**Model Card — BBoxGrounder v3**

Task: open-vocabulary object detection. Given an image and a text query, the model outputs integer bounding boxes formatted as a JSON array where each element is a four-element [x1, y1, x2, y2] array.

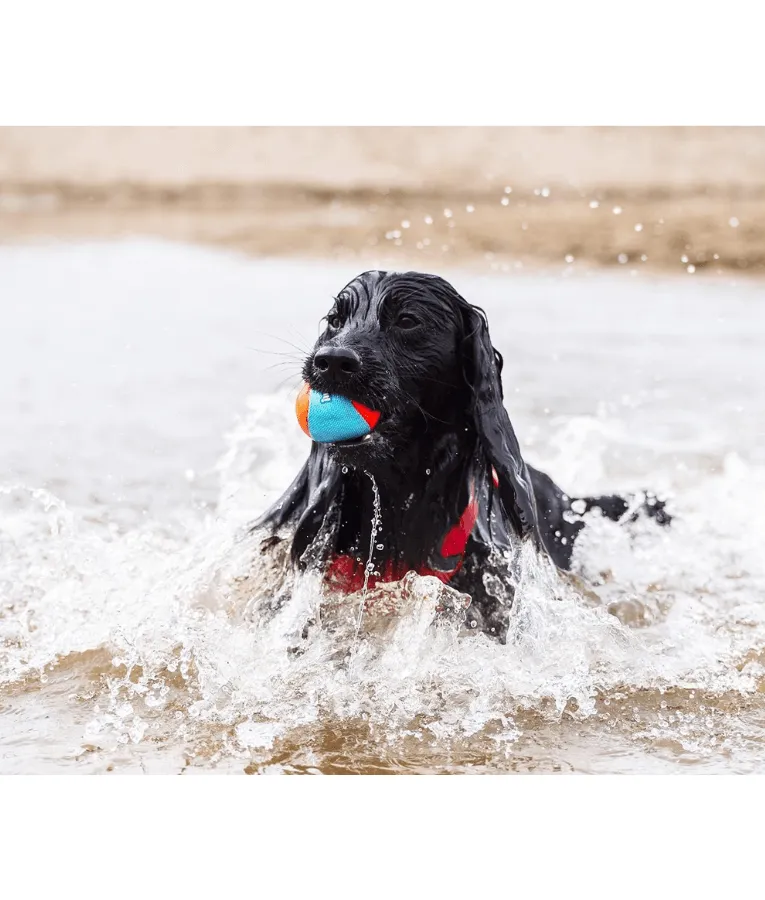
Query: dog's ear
[[461, 304, 540, 542], [252, 443, 342, 566]]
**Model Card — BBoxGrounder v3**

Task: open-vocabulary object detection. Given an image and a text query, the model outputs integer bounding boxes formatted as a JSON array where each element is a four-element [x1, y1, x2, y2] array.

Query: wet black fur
[[254, 271, 670, 641]]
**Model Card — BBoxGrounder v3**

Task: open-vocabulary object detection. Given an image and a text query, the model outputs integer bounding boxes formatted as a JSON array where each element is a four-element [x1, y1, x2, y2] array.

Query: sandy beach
[[1, 127, 764, 274]]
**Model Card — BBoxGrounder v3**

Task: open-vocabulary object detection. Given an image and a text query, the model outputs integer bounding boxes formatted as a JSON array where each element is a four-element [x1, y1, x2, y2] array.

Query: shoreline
[[2, 126, 764, 276], [1, 183, 763, 277]]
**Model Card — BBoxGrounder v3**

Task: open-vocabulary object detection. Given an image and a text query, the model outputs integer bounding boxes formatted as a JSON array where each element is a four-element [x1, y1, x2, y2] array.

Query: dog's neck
[[336, 428, 478, 567]]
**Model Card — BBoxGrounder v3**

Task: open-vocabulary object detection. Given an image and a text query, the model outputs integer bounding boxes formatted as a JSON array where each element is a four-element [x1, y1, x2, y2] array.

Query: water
[[355, 472, 382, 637], [1, 239, 764, 774]]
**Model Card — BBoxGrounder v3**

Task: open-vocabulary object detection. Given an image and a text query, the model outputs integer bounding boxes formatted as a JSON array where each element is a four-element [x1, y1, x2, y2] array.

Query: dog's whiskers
[[248, 346, 304, 360], [264, 360, 301, 372], [253, 330, 312, 357], [272, 373, 303, 393]]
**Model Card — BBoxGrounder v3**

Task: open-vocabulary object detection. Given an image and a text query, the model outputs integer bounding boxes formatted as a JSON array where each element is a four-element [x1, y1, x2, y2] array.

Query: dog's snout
[[313, 346, 361, 379]]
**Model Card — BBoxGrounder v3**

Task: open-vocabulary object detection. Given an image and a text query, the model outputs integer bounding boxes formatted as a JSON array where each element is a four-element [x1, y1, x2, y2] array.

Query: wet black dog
[[255, 270, 669, 641]]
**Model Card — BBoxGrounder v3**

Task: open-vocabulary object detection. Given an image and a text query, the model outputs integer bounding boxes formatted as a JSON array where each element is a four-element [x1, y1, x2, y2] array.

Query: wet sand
[[2, 127, 764, 274]]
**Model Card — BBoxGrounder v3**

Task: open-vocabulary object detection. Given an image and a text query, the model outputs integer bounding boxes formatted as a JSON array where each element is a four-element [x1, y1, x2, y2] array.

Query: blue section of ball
[[307, 391, 370, 442]]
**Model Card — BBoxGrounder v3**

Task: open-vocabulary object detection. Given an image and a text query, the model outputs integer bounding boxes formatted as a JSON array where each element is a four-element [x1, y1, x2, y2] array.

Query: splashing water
[[353, 472, 382, 641], [2, 241, 765, 773]]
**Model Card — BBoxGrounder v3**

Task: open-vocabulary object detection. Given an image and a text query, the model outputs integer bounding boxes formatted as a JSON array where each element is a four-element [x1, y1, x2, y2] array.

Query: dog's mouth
[[330, 432, 375, 448]]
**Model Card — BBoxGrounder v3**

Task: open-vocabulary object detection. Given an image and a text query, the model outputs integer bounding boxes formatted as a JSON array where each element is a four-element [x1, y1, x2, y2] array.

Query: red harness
[[324, 468, 498, 593]]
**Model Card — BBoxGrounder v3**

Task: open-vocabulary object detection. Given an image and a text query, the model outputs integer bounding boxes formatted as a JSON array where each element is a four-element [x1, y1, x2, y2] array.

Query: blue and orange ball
[[296, 384, 381, 443]]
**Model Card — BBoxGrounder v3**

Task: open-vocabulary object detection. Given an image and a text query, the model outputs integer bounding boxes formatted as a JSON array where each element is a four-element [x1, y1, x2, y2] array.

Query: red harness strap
[[324, 468, 498, 593]]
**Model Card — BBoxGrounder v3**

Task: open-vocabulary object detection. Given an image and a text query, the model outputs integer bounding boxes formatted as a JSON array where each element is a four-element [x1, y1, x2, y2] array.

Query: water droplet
[[504, 186, 512, 194], [376, 543, 384, 550], [612, 206, 622, 215], [565, 254, 574, 263], [634, 223, 643, 232], [342, 466, 348, 474], [401, 220, 410, 229], [501, 197, 509, 206], [687, 264, 696, 274], [729, 216, 739, 227], [466, 204, 475, 213], [354, 472, 383, 639], [681, 254, 688, 263], [425, 468, 431, 475], [589, 200, 599, 208], [541, 186, 550, 197], [443, 208, 453, 218], [424, 215, 433, 225], [617, 253, 628, 264]]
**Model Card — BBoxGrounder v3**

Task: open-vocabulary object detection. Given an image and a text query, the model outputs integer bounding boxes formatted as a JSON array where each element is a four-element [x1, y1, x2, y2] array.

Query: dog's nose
[[313, 346, 361, 379]]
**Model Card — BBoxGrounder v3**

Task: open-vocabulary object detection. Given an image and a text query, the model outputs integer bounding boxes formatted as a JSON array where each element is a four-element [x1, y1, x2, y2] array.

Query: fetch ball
[[296, 384, 381, 443]]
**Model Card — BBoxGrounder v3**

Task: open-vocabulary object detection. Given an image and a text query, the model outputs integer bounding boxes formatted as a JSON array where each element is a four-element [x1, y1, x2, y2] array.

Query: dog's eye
[[396, 314, 419, 330], [326, 314, 342, 330]]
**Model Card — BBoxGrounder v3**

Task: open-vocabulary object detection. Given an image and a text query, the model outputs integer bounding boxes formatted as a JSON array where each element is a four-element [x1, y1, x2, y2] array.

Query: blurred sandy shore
[[1, 127, 764, 274]]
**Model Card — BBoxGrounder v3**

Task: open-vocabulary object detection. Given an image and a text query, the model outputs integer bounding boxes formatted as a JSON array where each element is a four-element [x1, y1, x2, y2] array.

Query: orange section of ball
[[296, 383, 311, 436]]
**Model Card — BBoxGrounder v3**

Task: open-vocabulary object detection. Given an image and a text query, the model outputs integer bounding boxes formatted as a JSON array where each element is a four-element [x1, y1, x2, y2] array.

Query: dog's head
[[301, 270, 538, 536], [303, 271, 471, 459]]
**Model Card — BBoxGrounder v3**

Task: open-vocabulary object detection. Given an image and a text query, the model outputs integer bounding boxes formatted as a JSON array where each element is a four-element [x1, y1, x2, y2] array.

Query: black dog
[[255, 270, 669, 641]]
